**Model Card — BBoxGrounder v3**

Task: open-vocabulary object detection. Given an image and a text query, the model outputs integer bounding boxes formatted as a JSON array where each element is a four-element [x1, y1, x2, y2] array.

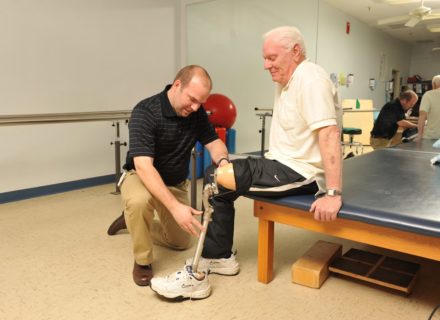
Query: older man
[[150, 26, 343, 300], [417, 75, 440, 140]]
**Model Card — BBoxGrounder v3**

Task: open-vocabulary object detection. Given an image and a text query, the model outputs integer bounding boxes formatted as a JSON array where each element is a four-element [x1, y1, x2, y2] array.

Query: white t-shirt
[[265, 60, 341, 192], [420, 88, 440, 140]]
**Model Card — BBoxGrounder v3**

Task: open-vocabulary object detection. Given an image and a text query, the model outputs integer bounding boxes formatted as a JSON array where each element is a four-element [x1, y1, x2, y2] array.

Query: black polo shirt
[[125, 85, 218, 186], [370, 99, 405, 139]]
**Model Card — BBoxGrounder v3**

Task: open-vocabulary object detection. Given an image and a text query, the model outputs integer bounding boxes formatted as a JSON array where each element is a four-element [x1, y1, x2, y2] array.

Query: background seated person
[[370, 90, 418, 150], [417, 75, 440, 141]]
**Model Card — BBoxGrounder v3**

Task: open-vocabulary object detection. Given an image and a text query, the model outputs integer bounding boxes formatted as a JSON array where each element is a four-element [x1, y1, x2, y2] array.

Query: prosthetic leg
[[150, 163, 237, 300], [189, 163, 236, 275]]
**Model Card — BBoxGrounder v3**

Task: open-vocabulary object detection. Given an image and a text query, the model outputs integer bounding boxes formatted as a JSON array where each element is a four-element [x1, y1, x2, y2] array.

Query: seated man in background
[[370, 90, 418, 149], [417, 75, 440, 141]]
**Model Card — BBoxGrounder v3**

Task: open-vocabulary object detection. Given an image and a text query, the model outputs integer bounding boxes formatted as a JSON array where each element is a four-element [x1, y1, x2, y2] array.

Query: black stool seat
[[343, 127, 362, 135]]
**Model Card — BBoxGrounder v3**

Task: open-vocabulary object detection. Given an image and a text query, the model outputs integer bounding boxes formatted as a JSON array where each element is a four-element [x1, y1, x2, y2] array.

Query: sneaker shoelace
[[167, 266, 205, 282], [169, 268, 206, 300]]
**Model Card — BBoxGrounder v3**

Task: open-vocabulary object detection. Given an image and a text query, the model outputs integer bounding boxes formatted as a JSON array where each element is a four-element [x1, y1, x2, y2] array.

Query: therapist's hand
[[310, 195, 342, 222], [169, 202, 204, 236]]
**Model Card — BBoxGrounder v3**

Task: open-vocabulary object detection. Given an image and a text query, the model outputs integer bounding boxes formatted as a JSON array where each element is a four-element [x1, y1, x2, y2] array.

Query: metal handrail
[[0, 110, 132, 126], [0, 110, 199, 208], [0, 110, 131, 195], [254, 107, 273, 156]]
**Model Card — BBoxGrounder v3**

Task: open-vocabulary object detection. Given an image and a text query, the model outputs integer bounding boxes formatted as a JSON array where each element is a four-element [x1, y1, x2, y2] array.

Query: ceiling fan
[[377, 0, 440, 27]]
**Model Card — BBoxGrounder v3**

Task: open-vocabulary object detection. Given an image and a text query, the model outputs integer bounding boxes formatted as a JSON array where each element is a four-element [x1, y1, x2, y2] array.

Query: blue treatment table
[[251, 142, 440, 283], [391, 139, 440, 154]]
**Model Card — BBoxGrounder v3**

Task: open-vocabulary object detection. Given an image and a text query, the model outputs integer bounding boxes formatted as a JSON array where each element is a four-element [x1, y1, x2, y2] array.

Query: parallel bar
[[343, 109, 379, 113], [191, 148, 197, 209], [254, 107, 273, 112], [0, 111, 132, 193], [0, 110, 198, 205], [0, 110, 132, 126]]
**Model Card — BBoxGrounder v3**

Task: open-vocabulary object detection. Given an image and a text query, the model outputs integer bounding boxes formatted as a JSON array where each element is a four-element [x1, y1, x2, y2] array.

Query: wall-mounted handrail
[[0, 110, 131, 195], [0, 110, 132, 126], [0, 110, 199, 208]]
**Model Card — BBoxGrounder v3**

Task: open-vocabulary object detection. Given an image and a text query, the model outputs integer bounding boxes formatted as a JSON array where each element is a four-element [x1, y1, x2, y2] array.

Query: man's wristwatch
[[216, 157, 230, 166], [326, 189, 342, 197]]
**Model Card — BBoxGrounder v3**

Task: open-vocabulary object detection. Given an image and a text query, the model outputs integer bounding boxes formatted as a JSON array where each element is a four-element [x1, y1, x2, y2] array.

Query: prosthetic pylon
[[190, 163, 235, 274]]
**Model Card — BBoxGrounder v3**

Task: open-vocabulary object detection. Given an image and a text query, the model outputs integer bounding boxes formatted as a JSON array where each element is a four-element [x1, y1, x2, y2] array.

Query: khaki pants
[[120, 171, 192, 265], [370, 136, 393, 150], [370, 131, 403, 150]]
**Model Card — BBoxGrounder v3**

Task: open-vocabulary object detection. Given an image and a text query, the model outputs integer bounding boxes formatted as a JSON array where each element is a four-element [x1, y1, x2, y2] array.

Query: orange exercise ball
[[203, 93, 237, 129]]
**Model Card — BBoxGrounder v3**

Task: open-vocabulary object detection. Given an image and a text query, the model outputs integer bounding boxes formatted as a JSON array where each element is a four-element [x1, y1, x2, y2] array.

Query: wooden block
[[291, 240, 342, 288]]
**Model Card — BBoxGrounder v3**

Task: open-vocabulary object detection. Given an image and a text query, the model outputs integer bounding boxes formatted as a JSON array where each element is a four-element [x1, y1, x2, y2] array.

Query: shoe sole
[[208, 267, 240, 276], [191, 264, 240, 276], [107, 214, 126, 236], [185, 262, 240, 276], [185, 256, 240, 276], [150, 284, 211, 300]]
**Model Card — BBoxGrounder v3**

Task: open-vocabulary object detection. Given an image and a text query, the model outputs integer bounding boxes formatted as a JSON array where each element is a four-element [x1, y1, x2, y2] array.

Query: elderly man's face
[[262, 38, 298, 87]]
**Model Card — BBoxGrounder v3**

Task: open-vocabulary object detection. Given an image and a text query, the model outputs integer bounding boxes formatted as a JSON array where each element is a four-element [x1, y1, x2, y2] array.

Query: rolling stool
[[342, 127, 364, 156]]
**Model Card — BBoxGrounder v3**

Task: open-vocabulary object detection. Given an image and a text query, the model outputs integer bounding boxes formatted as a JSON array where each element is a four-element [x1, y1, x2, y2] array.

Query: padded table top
[[391, 139, 440, 154], [250, 147, 440, 237]]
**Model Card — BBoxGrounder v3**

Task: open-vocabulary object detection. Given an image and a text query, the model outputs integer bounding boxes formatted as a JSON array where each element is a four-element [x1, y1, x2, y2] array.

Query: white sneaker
[[150, 266, 211, 300], [185, 252, 240, 276]]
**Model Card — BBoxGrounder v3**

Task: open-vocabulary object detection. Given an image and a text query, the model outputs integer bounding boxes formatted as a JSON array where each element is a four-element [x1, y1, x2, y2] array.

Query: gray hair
[[399, 90, 418, 102], [432, 75, 440, 88], [263, 26, 307, 56]]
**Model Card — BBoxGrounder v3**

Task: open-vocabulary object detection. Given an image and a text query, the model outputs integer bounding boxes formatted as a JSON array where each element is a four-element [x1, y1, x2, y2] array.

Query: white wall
[[0, 0, 423, 194], [317, 1, 412, 106], [186, 0, 412, 153], [186, 0, 320, 153], [0, 0, 179, 193], [409, 43, 440, 81]]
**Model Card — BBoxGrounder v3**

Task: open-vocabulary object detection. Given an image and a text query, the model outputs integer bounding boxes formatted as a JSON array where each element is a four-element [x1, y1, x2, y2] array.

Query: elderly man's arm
[[310, 125, 343, 222], [416, 111, 427, 141]]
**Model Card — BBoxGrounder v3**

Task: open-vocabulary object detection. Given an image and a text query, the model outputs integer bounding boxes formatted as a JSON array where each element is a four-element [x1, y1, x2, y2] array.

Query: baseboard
[[0, 174, 115, 204]]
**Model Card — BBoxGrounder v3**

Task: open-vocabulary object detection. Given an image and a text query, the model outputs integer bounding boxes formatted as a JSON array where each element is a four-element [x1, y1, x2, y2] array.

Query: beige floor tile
[[0, 183, 439, 320]]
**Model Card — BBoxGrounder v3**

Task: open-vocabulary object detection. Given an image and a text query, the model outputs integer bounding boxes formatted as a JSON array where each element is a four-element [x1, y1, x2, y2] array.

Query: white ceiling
[[325, 0, 440, 45]]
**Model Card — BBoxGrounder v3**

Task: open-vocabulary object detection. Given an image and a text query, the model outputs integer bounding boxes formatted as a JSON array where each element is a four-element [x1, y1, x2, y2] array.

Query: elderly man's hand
[[310, 196, 342, 222]]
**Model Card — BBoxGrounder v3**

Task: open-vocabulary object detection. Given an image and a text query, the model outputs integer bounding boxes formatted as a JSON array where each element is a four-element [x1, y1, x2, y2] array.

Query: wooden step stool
[[291, 240, 342, 288]]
